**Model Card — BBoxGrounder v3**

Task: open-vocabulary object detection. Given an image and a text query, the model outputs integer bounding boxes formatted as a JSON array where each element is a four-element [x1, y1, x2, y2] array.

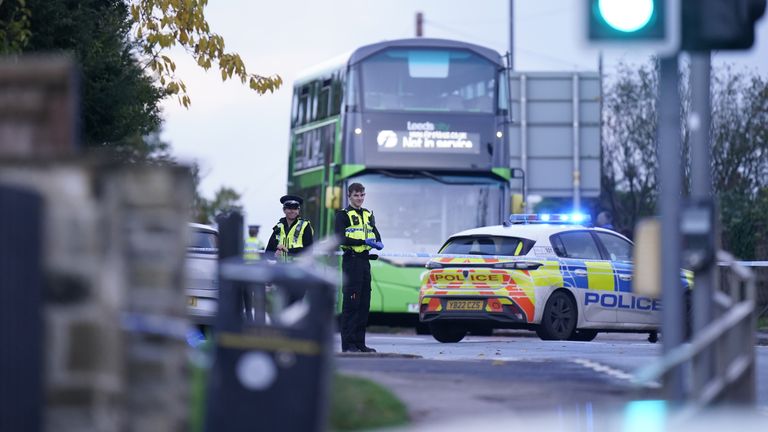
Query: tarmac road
[[335, 331, 768, 428]]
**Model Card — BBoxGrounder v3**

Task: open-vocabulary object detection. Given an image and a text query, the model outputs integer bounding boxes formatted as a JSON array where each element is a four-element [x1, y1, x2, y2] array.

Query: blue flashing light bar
[[507, 213, 591, 225]]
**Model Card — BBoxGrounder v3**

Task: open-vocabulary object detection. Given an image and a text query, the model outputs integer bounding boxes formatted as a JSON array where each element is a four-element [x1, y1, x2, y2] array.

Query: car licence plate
[[446, 300, 483, 311]]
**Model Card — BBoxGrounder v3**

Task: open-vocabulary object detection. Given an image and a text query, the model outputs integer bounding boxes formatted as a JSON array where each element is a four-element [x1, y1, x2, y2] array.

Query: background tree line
[[601, 60, 768, 260], [1, 0, 253, 222]]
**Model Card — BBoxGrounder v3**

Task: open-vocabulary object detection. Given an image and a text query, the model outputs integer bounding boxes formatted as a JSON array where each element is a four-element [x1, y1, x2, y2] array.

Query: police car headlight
[[425, 261, 443, 269]]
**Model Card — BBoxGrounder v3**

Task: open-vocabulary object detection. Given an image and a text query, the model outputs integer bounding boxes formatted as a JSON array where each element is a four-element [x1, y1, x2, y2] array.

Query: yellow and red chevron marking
[[419, 261, 568, 324], [425, 297, 442, 312]]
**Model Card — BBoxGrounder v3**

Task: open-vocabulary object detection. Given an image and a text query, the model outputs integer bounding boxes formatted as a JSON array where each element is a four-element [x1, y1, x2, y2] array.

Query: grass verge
[[329, 373, 409, 431], [190, 354, 408, 432]]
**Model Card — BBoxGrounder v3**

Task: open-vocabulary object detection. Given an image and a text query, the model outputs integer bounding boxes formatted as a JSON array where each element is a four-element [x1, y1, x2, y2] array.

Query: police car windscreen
[[440, 235, 530, 257]]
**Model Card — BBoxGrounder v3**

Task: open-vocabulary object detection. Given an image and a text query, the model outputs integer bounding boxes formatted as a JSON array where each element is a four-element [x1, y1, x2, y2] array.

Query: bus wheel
[[538, 291, 577, 340], [569, 329, 598, 342], [429, 322, 466, 343]]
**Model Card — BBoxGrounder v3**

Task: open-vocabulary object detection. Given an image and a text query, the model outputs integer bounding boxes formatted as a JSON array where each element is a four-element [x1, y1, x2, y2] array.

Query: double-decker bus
[[288, 38, 511, 326]]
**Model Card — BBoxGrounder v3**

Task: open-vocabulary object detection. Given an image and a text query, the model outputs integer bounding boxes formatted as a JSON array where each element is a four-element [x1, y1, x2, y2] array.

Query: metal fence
[[634, 250, 757, 413]]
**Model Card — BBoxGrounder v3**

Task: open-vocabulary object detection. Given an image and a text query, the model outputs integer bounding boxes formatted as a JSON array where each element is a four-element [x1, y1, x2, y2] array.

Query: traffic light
[[682, 0, 767, 50], [586, 0, 681, 54]]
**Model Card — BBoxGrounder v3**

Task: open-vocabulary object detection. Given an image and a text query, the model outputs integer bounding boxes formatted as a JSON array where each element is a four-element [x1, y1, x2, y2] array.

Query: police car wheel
[[429, 321, 466, 343], [569, 329, 598, 342], [415, 322, 431, 335], [538, 291, 577, 340]]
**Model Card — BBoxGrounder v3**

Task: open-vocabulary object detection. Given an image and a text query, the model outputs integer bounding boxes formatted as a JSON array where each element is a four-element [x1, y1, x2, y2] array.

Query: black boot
[[342, 344, 361, 353], [356, 344, 377, 353]]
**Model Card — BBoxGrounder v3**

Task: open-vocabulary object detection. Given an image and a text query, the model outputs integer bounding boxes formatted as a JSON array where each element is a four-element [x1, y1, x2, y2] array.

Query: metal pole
[[520, 74, 528, 212], [509, 0, 514, 70], [689, 52, 715, 394], [658, 55, 685, 401], [572, 73, 581, 211], [416, 12, 424, 37]]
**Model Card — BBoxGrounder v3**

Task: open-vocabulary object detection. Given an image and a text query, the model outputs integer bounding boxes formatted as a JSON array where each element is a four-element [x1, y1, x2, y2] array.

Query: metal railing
[[634, 250, 757, 414]]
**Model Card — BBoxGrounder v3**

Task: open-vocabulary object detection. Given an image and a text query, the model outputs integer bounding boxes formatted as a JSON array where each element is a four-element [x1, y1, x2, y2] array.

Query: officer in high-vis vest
[[244, 224, 265, 261], [265, 195, 314, 262], [335, 182, 383, 353]]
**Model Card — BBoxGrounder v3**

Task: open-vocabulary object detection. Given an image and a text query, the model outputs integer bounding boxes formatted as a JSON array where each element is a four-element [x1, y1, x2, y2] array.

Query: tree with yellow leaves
[[130, 0, 282, 107], [1, 0, 282, 108]]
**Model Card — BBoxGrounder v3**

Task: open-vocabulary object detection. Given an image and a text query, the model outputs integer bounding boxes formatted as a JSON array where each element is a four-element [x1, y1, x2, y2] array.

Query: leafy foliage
[[9, 0, 167, 157], [0, 0, 31, 53], [129, 0, 282, 107], [2, 0, 282, 110]]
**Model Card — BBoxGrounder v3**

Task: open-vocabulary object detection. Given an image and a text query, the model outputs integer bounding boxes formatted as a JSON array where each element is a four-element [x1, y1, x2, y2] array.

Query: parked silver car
[[186, 223, 218, 327]]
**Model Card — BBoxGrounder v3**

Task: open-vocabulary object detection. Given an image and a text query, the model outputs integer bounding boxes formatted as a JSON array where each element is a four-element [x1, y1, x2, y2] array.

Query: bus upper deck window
[[408, 51, 449, 78]]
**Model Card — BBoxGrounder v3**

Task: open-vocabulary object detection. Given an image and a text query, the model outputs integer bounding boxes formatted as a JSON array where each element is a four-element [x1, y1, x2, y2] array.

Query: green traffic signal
[[598, 0, 655, 33], [586, 0, 681, 54]]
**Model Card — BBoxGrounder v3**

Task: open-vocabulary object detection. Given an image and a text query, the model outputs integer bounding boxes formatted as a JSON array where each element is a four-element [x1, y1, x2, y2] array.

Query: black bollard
[[204, 212, 336, 432]]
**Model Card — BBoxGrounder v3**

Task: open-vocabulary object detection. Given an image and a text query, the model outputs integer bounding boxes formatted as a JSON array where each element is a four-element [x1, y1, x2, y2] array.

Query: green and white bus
[[288, 38, 511, 326]]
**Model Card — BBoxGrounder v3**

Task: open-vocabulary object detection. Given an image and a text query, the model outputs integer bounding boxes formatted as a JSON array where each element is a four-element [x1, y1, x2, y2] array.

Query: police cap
[[248, 224, 260, 230], [280, 195, 303, 209]]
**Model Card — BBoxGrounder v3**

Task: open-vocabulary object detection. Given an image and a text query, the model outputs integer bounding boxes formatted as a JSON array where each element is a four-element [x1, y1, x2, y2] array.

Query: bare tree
[[601, 61, 659, 232], [601, 61, 768, 259]]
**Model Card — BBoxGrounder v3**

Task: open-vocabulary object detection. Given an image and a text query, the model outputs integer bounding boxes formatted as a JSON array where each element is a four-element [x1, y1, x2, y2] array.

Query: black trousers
[[340, 254, 371, 349]]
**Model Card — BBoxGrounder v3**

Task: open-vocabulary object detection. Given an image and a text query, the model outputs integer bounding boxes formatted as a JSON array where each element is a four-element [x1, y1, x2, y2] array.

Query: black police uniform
[[335, 206, 381, 353], [265, 195, 314, 259], [264, 217, 314, 257]]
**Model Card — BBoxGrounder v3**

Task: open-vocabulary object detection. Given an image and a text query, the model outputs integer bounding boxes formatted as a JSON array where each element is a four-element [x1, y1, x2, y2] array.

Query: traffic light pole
[[658, 55, 685, 401], [688, 52, 715, 395]]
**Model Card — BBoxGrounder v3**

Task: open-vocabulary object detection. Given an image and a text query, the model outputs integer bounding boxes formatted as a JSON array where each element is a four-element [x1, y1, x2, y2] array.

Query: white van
[[186, 223, 218, 326]]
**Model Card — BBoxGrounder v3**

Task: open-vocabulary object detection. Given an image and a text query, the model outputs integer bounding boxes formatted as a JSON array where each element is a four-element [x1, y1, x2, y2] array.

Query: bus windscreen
[[357, 174, 504, 254], [359, 48, 497, 113]]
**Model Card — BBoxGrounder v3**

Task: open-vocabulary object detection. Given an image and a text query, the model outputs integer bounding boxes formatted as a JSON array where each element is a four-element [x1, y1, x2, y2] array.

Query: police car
[[418, 214, 693, 343]]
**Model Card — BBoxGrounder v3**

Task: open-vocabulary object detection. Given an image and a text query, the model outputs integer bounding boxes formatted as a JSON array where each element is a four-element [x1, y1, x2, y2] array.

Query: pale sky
[[160, 0, 768, 237]]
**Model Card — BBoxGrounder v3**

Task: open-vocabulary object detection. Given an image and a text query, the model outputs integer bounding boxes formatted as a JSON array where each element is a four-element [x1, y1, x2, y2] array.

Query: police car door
[[552, 231, 617, 324], [594, 231, 658, 324]]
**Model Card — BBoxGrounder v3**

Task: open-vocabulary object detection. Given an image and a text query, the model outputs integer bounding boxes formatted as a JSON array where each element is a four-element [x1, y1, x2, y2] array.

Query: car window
[[440, 235, 534, 256], [552, 231, 602, 260], [188, 229, 218, 254], [595, 232, 633, 262]]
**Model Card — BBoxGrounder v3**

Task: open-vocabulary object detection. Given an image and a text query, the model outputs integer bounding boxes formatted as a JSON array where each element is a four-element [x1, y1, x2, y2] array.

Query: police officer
[[265, 195, 314, 261], [335, 183, 383, 353], [244, 224, 265, 261]]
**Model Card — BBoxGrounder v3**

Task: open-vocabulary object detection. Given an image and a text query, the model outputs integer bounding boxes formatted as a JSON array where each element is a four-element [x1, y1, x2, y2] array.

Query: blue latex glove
[[365, 239, 384, 250]]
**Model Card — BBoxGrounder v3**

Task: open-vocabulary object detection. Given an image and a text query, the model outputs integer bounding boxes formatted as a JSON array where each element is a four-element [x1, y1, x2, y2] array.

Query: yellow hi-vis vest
[[244, 237, 262, 261], [276, 218, 311, 252], [341, 208, 376, 253]]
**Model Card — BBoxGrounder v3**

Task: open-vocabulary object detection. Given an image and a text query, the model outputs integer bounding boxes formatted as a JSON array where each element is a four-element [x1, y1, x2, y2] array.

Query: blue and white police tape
[[254, 249, 768, 267]]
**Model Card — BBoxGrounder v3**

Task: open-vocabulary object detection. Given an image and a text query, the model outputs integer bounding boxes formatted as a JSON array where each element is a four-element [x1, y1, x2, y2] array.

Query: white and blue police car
[[419, 214, 693, 343]]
